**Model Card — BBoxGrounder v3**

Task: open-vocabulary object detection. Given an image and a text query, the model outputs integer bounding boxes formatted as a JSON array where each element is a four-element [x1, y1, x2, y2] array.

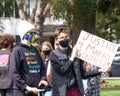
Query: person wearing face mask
[[9, 20, 48, 96], [49, 27, 111, 96], [41, 41, 53, 96]]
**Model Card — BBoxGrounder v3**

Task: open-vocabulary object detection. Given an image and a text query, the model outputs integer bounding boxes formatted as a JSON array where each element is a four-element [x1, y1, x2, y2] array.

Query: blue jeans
[[40, 89, 52, 96]]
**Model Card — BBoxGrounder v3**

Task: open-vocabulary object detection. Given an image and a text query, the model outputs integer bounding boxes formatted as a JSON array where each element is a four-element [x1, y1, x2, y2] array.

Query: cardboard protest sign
[[76, 30, 118, 69]]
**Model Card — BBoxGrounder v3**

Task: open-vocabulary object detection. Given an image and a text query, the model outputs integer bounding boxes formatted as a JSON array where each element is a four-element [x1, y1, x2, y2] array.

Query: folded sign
[[76, 30, 118, 69]]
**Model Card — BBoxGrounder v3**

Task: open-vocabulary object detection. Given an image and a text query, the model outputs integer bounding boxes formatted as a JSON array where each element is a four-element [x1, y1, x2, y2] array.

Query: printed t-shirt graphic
[[24, 51, 40, 73]]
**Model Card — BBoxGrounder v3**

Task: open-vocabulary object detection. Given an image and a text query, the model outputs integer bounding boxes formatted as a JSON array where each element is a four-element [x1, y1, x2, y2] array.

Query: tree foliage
[[50, 0, 97, 45], [0, 0, 15, 17], [0, 0, 120, 43], [51, 0, 96, 25], [96, 0, 120, 42], [50, 0, 120, 43]]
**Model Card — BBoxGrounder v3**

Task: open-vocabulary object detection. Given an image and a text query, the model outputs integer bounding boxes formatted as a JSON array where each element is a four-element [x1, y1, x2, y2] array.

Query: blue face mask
[[59, 39, 69, 47]]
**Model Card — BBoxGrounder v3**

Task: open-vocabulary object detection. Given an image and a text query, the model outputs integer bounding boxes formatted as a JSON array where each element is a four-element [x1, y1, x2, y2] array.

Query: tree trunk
[[71, 9, 96, 46], [30, 0, 38, 23], [15, 0, 27, 20], [16, 0, 51, 46], [80, 9, 96, 34]]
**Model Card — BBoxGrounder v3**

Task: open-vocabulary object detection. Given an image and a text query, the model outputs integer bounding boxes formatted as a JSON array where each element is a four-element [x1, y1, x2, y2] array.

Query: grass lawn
[[105, 79, 120, 85], [100, 79, 120, 96], [100, 88, 120, 96]]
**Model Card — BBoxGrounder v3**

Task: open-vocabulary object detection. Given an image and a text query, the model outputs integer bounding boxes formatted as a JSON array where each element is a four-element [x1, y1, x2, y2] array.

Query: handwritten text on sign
[[76, 30, 118, 69]]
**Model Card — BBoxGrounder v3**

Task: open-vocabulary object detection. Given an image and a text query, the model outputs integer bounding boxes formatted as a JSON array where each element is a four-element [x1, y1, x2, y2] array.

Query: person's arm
[[10, 48, 27, 90], [81, 69, 101, 79], [73, 58, 101, 79], [74, 58, 111, 79], [34, 48, 48, 87], [50, 51, 73, 76], [38, 57, 48, 87], [46, 60, 52, 85], [39, 57, 46, 81], [50, 45, 77, 76]]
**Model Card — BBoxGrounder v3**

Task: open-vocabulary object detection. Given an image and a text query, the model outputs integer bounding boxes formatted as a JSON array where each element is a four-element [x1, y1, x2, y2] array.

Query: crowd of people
[[0, 20, 111, 96]]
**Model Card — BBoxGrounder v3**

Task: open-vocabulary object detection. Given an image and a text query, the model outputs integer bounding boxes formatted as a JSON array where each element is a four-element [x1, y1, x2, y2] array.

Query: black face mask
[[42, 50, 51, 55], [59, 39, 69, 47]]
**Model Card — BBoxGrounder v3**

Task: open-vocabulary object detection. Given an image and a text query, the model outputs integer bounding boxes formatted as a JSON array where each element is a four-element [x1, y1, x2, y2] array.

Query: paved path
[[102, 77, 120, 80]]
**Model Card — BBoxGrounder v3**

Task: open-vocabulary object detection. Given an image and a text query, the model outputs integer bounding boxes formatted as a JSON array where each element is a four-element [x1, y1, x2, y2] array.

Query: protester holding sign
[[49, 27, 110, 96]]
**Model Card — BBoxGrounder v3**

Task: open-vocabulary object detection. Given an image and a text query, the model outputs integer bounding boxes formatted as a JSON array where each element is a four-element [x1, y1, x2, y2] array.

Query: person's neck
[[45, 56, 49, 61], [22, 40, 31, 46], [59, 45, 68, 50], [45, 55, 49, 59], [1, 46, 11, 50], [1, 48, 8, 50]]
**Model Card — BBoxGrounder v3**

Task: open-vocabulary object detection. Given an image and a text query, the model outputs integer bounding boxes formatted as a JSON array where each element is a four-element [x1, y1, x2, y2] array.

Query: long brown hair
[[83, 61, 91, 71], [54, 27, 70, 40], [41, 41, 53, 59]]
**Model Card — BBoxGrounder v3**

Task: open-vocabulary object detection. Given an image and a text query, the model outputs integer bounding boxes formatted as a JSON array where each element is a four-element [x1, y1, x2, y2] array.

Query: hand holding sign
[[70, 45, 77, 61], [98, 66, 111, 73]]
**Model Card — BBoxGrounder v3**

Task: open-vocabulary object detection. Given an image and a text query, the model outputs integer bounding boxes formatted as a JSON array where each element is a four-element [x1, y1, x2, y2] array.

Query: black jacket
[[50, 46, 101, 96]]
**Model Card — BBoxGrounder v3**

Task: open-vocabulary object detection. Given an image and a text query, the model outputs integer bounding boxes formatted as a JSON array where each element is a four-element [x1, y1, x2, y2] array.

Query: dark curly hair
[[0, 34, 15, 49], [54, 27, 70, 40]]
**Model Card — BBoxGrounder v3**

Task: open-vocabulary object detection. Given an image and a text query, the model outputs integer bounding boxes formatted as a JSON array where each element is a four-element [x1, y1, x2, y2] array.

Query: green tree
[[96, 0, 120, 43], [50, 0, 96, 45], [0, 0, 15, 17], [50, 0, 120, 44], [0, 0, 15, 34], [1, 0, 119, 44]]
